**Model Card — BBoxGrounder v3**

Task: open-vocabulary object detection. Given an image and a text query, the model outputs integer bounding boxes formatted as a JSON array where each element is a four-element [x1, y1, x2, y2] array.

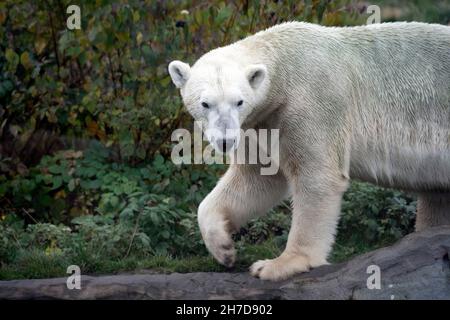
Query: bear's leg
[[250, 171, 349, 281], [198, 164, 288, 267], [415, 193, 450, 231]]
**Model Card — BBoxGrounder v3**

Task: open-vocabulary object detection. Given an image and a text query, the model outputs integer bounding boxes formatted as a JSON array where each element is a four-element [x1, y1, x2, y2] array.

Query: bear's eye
[[201, 102, 210, 109], [237, 100, 243, 106]]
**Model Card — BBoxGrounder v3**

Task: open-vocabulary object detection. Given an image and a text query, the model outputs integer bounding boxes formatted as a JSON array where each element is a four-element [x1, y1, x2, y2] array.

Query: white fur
[[169, 21, 450, 281]]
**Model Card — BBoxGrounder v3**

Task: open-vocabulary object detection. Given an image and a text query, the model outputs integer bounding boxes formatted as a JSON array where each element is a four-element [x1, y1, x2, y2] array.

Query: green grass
[[0, 249, 70, 280], [0, 236, 385, 280], [0, 239, 279, 280]]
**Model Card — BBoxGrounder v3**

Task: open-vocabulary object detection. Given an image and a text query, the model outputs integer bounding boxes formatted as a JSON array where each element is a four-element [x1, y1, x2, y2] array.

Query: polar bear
[[168, 21, 450, 281]]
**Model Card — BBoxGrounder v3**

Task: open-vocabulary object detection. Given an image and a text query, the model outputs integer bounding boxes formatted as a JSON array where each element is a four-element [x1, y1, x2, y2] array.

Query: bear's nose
[[218, 139, 235, 153]]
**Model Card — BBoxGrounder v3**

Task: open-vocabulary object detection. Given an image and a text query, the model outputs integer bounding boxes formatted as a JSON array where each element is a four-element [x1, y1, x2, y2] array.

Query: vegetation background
[[0, 0, 448, 279]]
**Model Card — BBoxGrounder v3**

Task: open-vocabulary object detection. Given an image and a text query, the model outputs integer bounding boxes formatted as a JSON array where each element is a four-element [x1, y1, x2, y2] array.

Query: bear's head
[[168, 56, 268, 154]]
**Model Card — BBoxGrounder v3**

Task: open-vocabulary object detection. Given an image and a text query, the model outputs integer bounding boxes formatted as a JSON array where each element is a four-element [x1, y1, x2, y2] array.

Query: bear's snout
[[218, 139, 235, 153]]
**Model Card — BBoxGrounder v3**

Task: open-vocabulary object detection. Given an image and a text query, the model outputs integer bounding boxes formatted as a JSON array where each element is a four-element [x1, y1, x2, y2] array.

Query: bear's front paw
[[249, 252, 313, 281], [203, 229, 236, 268]]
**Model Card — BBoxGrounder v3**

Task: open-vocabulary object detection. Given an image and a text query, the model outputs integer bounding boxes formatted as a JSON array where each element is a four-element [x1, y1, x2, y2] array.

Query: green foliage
[[339, 181, 416, 244], [0, 144, 224, 259], [0, 0, 367, 165], [375, 0, 450, 24]]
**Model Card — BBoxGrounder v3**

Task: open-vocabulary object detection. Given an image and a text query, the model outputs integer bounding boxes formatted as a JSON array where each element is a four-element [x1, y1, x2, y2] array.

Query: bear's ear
[[168, 60, 191, 88], [245, 64, 267, 90]]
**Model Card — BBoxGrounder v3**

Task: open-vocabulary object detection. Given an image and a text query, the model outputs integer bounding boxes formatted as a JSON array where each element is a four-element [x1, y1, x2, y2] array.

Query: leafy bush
[[0, 143, 223, 258], [0, 0, 368, 167], [340, 181, 416, 244]]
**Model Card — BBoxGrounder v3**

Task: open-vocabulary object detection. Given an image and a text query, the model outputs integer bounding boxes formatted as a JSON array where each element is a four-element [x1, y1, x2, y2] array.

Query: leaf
[[149, 211, 160, 225], [86, 119, 100, 137], [88, 179, 101, 189], [35, 37, 47, 55], [5, 48, 19, 71], [141, 44, 152, 58], [160, 230, 170, 239], [68, 179, 76, 192], [88, 26, 100, 42], [47, 165, 62, 174], [20, 52, 33, 70], [115, 32, 130, 43], [54, 189, 66, 199], [160, 76, 172, 87], [0, 10, 6, 25], [136, 31, 143, 46], [152, 154, 164, 167], [132, 10, 140, 22], [51, 176, 63, 189], [216, 5, 232, 25], [2, 80, 13, 92]]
